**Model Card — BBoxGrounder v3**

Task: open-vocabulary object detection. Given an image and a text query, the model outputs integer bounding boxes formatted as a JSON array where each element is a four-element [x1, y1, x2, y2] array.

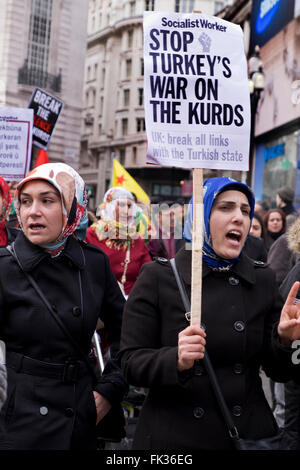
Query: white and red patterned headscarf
[[15, 163, 88, 257]]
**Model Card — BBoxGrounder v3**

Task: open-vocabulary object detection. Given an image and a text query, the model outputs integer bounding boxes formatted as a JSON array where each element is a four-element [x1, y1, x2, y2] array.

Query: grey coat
[[0, 364, 6, 412]]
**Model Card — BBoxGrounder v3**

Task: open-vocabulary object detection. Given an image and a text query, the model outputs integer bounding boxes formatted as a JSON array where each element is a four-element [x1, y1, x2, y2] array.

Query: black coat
[[148, 235, 185, 260], [279, 262, 300, 449], [243, 235, 267, 262], [0, 231, 126, 450], [119, 247, 292, 450]]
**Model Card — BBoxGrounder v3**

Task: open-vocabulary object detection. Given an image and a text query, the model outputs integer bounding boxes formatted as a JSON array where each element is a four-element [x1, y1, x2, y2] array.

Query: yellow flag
[[112, 159, 150, 204]]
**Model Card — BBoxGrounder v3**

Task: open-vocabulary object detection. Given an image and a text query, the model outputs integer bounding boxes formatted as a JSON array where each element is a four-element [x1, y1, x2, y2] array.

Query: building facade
[[0, 0, 89, 169], [249, 0, 300, 209], [80, 0, 233, 209]]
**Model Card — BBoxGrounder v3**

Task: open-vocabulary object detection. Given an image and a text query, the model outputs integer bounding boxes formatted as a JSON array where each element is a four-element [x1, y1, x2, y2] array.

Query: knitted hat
[[277, 186, 294, 203]]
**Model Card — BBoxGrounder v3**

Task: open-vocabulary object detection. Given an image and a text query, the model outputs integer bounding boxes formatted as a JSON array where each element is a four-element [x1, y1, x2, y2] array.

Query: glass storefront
[[255, 129, 299, 208]]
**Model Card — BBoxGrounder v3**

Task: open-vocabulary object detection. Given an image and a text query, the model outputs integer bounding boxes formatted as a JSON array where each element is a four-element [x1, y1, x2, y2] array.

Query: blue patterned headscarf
[[183, 177, 255, 269]]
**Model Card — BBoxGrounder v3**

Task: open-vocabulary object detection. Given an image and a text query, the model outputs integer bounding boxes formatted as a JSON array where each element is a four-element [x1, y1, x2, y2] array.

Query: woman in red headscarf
[[0, 177, 14, 246]]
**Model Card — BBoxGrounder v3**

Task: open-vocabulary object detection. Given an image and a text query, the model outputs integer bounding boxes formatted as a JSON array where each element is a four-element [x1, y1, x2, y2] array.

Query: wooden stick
[[190, 168, 203, 326], [190, 10, 203, 327]]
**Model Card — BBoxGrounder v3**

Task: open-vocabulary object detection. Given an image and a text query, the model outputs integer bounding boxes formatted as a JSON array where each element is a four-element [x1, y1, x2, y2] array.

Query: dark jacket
[[281, 203, 298, 229], [119, 247, 292, 450], [278, 218, 300, 449], [244, 234, 267, 262], [0, 364, 6, 412], [148, 234, 185, 260], [266, 230, 285, 252], [0, 231, 126, 450], [267, 233, 300, 286], [0, 226, 20, 248]]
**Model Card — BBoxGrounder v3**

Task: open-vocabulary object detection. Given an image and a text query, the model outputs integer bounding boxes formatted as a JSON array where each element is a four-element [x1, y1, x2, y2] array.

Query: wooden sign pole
[[190, 168, 203, 326], [190, 11, 204, 327]]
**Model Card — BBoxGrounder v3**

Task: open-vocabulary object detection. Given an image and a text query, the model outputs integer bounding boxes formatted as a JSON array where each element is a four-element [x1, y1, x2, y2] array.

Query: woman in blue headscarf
[[0, 163, 127, 450], [119, 176, 300, 450]]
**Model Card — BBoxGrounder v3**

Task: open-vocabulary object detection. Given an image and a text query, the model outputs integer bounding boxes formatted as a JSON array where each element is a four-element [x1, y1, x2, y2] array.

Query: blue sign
[[264, 143, 285, 162], [250, 0, 295, 52]]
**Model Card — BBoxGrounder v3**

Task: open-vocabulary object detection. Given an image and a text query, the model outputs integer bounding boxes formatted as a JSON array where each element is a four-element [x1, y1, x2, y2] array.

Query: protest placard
[[144, 11, 250, 171], [28, 87, 64, 150], [144, 11, 251, 325], [0, 108, 33, 180]]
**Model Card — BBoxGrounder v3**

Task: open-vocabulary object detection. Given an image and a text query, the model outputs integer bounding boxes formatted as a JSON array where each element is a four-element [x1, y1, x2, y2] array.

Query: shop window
[[214, 1, 225, 14], [133, 146, 137, 164], [138, 88, 144, 106], [174, 0, 194, 12], [153, 184, 181, 196], [130, 1, 136, 15], [120, 149, 126, 165], [126, 59, 132, 78], [136, 118, 145, 132], [128, 30, 133, 49], [122, 118, 128, 136], [145, 0, 155, 10], [124, 89, 130, 107]]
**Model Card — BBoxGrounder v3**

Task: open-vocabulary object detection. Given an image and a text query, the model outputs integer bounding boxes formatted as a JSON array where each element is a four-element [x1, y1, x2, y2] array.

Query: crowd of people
[[1, 166, 300, 450]]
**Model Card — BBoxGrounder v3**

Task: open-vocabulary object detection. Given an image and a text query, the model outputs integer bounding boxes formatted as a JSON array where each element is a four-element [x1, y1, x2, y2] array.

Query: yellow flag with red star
[[112, 159, 150, 204]]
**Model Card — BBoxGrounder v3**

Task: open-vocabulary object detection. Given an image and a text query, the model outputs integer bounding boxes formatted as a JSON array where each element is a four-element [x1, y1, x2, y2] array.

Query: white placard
[[0, 108, 33, 180], [144, 11, 251, 170]]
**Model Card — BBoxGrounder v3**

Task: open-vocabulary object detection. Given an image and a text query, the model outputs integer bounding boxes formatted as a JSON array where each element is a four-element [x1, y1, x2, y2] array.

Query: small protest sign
[[0, 108, 33, 180], [28, 87, 64, 150], [144, 11, 250, 171]]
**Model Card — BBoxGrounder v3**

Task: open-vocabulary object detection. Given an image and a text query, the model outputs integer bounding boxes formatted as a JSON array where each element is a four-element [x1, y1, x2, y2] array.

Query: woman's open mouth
[[226, 230, 242, 245], [29, 223, 45, 232]]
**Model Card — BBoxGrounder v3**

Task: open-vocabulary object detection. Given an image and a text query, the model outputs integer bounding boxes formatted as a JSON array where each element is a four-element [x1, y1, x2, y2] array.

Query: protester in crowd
[[88, 210, 98, 227], [0, 163, 127, 450], [85, 187, 151, 298], [267, 225, 300, 287], [276, 186, 298, 228], [130, 193, 151, 242], [250, 212, 267, 243], [266, 216, 299, 418], [0, 177, 15, 246], [272, 217, 300, 449], [254, 200, 269, 220], [148, 200, 185, 260], [6, 181, 19, 229], [264, 208, 286, 251], [0, 177, 11, 421], [243, 211, 267, 262], [118, 176, 299, 450]]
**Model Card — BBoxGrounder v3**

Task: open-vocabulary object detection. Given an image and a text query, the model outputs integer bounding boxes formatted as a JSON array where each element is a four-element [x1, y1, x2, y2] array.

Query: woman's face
[[267, 211, 283, 233], [19, 180, 63, 245], [250, 217, 262, 238], [210, 190, 251, 259], [115, 198, 133, 224]]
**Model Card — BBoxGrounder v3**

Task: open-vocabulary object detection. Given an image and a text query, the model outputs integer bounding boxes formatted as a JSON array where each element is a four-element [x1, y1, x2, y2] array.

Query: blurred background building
[[79, 0, 234, 209], [1, 0, 300, 210], [222, 0, 300, 210], [249, 0, 300, 211], [0, 0, 89, 168]]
